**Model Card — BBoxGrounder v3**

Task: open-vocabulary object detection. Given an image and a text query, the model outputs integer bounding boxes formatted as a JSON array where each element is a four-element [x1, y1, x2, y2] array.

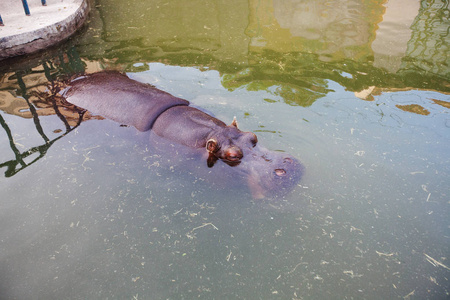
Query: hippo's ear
[[206, 139, 218, 153], [207, 153, 218, 168], [231, 116, 239, 128]]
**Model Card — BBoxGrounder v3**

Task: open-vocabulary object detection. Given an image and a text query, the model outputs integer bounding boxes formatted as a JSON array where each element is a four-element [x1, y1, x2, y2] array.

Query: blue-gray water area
[[0, 0, 449, 299]]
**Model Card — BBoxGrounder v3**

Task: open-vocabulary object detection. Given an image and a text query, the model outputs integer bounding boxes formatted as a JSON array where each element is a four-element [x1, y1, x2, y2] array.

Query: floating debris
[[424, 253, 450, 270]]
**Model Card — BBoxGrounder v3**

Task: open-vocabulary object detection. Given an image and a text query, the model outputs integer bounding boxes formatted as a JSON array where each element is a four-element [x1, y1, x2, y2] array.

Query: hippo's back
[[63, 71, 189, 131]]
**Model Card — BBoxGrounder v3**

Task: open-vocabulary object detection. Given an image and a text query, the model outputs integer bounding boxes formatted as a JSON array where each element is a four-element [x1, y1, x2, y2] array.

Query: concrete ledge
[[0, 0, 89, 60]]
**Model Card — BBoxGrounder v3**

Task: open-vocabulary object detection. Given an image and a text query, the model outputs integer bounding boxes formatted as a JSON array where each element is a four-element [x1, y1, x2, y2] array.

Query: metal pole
[[22, 0, 31, 16]]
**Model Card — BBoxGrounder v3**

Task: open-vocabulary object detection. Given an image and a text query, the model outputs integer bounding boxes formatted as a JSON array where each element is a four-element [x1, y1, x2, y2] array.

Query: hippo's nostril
[[283, 157, 293, 164], [275, 169, 286, 176]]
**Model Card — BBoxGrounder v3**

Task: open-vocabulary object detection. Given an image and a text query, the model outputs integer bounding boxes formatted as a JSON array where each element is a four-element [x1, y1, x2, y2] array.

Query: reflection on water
[[0, 0, 449, 299], [248, 0, 383, 61], [403, 0, 450, 76], [396, 103, 430, 115], [0, 56, 105, 177]]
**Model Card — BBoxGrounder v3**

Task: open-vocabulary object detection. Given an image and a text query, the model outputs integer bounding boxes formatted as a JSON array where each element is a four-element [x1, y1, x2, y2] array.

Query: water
[[0, 0, 449, 299]]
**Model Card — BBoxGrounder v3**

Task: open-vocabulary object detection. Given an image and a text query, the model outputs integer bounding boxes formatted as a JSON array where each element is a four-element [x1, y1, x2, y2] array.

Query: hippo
[[61, 71, 302, 198]]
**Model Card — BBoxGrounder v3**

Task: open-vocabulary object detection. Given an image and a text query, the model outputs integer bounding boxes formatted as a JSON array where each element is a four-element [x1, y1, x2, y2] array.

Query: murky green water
[[1, 0, 449, 299]]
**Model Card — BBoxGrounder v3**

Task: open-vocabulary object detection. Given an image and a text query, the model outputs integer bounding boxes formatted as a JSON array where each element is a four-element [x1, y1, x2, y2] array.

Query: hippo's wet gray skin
[[63, 71, 302, 198]]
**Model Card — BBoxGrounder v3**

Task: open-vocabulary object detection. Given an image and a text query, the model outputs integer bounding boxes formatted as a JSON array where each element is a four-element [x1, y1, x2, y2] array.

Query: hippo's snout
[[237, 146, 303, 199], [274, 156, 296, 177]]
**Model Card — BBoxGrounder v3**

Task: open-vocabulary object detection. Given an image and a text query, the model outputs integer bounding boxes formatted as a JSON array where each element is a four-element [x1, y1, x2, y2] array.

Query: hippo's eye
[[225, 147, 243, 162]]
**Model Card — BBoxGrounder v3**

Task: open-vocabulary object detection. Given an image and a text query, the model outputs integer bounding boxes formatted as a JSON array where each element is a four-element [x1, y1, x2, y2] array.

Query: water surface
[[0, 0, 449, 299]]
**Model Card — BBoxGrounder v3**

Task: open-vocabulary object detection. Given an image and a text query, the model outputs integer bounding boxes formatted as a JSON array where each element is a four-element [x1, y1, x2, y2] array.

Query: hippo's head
[[206, 117, 258, 167], [205, 118, 303, 198]]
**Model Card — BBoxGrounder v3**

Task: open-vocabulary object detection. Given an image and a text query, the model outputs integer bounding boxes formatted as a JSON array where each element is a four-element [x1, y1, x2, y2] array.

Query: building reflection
[[371, 0, 420, 73], [247, 0, 383, 62]]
